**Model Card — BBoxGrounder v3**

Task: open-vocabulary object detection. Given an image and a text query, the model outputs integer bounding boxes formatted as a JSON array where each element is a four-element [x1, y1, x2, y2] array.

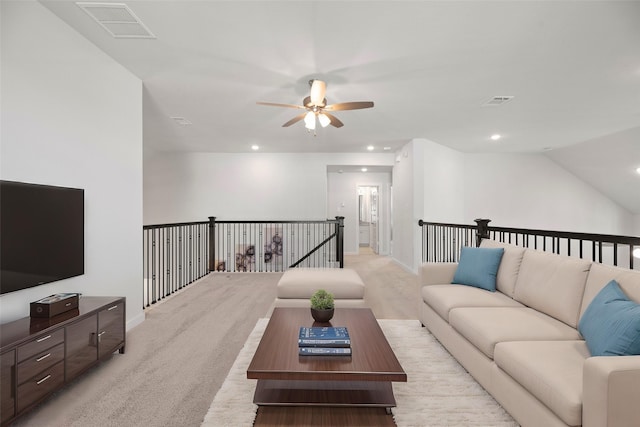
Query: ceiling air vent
[[171, 117, 192, 126], [76, 2, 156, 39], [482, 96, 514, 107]]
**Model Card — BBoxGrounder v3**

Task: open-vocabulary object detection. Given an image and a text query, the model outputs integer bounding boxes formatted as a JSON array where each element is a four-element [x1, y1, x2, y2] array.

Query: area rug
[[201, 319, 519, 427]]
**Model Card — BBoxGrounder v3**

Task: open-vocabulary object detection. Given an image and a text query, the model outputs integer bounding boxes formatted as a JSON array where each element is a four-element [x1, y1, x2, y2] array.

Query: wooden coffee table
[[247, 307, 406, 412]]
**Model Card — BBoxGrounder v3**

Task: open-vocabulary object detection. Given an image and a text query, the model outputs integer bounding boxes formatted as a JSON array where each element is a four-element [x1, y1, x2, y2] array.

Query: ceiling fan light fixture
[[304, 111, 316, 130], [257, 79, 373, 130], [309, 80, 326, 106], [318, 113, 331, 128]]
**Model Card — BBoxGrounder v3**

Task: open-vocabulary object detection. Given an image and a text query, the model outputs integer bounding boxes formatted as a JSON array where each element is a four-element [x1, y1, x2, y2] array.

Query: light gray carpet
[[203, 318, 518, 427]]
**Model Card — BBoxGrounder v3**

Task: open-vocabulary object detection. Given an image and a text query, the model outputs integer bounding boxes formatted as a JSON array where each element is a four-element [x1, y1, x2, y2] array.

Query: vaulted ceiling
[[40, 1, 640, 213]]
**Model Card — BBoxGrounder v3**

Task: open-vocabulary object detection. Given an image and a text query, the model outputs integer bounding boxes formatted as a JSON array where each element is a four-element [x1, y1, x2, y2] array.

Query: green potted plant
[[310, 289, 335, 322]]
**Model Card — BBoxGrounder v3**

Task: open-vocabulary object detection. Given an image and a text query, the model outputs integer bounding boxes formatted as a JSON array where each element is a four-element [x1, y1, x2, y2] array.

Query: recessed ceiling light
[[361, 168, 368, 172], [490, 134, 501, 141], [367, 145, 374, 151], [636, 167, 640, 175], [251, 145, 259, 151], [383, 147, 391, 151]]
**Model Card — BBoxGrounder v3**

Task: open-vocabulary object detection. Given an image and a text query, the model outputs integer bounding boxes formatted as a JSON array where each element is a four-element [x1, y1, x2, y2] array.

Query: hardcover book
[[299, 327, 349, 339], [299, 347, 352, 356], [298, 326, 351, 347]]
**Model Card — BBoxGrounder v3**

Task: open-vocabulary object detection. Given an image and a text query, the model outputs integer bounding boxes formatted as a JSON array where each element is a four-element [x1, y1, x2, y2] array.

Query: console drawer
[[17, 343, 64, 385], [17, 329, 64, 363], [16, 360, 64, 413]]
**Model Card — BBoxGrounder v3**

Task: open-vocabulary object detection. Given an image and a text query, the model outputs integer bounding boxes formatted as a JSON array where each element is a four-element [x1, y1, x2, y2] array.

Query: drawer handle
[[107, 305, 118, 311], [36, 375, 51, 385], [36, 335, 52, 343], [36, 353, 51, 362], [65, 302, 72, 307]]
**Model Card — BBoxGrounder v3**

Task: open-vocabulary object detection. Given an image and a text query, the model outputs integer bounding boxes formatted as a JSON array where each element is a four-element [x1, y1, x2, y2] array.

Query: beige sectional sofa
[[419, 239, 640, 427]]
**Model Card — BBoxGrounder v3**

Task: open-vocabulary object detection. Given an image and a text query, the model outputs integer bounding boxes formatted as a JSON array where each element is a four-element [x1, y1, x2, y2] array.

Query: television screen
[[1, 180, 84, 295]]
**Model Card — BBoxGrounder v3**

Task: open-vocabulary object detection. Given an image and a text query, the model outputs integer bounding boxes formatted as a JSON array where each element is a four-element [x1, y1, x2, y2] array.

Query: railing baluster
[[418, 219, 640, 271]]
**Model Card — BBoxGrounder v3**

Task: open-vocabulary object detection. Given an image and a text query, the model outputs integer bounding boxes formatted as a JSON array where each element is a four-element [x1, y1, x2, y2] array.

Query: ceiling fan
[[257, 79, 374, 131]]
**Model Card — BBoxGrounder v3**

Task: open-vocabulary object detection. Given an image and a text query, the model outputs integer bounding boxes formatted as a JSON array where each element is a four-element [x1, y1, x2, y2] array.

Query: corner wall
[[391, 140, 423, 272], [1, 2, 144, 327]]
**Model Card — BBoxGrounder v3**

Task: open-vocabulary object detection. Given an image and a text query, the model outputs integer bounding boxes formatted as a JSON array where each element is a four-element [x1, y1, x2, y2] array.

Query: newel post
[[474, 218, 491, 247], [335, 216, 345, 268], [208, 216, 216, 271]]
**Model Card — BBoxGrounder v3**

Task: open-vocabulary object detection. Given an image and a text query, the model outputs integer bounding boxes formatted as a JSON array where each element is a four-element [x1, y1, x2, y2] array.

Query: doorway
[[358, 186, 379, 254]]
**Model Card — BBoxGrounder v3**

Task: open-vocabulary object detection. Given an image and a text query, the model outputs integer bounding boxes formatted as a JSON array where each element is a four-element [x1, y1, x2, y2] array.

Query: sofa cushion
[[419, 262, 458, 287], [452, 246, 504, 291], [276, 268, 365, 299], [449, 307, 582, 359], [513, 250, 591, 328], [479, 239, 526, 298], [422, 284, 523, 323], [494, 340, 589, 426], [579, 280, 640, 356], [580, 262, 640, 319]]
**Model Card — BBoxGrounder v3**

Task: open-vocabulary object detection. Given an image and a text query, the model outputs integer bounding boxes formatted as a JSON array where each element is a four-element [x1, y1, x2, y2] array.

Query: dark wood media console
[[0, 296, 125, 426]]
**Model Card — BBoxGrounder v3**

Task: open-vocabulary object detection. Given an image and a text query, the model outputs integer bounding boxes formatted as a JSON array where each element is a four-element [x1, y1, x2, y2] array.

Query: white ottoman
[[274, 268, 366, 308]]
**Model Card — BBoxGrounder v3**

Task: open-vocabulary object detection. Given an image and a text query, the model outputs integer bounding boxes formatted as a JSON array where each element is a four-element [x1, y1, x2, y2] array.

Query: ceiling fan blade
[[256, 101, 305, 109], [323, 112, 344, 128], [324, 101, 374, 111], [282, 113, 306, 127], [309, 80, 326, 106]]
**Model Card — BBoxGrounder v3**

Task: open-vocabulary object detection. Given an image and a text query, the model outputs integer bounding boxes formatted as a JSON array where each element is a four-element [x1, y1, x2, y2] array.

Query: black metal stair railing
[[143, 216, 345, 309], [418, 218, 640, 270], [208, 217, 344, 273], [143, 221, 209, 308]]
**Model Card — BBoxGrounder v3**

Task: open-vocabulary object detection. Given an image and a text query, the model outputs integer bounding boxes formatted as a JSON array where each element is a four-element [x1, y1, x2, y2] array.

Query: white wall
[[422, 139, 465, 223], [0, 2, 144, 327], [391, 140, 423, 272], [327, 171, 391, 255], [463, 153, 635, 235], [389, 139, 467, 273], [144, 151, 394, 224]]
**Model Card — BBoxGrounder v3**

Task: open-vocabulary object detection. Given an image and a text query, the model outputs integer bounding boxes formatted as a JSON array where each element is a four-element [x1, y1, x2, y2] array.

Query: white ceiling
[[39, 1, 640, 214]]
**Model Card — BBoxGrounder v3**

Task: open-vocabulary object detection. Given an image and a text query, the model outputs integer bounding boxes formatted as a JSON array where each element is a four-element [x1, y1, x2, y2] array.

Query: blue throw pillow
[[451, 246, 504, 292], [578, 280, 640, 356]]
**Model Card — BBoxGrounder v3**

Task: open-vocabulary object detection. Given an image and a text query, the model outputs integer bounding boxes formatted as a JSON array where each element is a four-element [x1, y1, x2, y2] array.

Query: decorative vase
[[310, 307, 334, 323]]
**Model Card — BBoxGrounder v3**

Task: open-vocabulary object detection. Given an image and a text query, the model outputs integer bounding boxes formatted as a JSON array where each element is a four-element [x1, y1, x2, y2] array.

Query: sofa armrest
[[419, 262, 458, 287], [583, 355, 640, 427]]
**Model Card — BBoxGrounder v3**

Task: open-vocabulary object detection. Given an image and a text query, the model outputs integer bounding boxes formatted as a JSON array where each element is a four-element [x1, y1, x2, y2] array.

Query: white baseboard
[[126, 311, 145, 331]]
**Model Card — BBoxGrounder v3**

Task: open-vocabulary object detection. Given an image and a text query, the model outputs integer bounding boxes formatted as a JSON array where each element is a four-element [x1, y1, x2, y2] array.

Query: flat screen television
[[1, 180, 84, 295]]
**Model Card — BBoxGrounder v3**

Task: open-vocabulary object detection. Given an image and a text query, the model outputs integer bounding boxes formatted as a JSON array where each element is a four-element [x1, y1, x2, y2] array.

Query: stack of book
[[298, 326, 352, 356]]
